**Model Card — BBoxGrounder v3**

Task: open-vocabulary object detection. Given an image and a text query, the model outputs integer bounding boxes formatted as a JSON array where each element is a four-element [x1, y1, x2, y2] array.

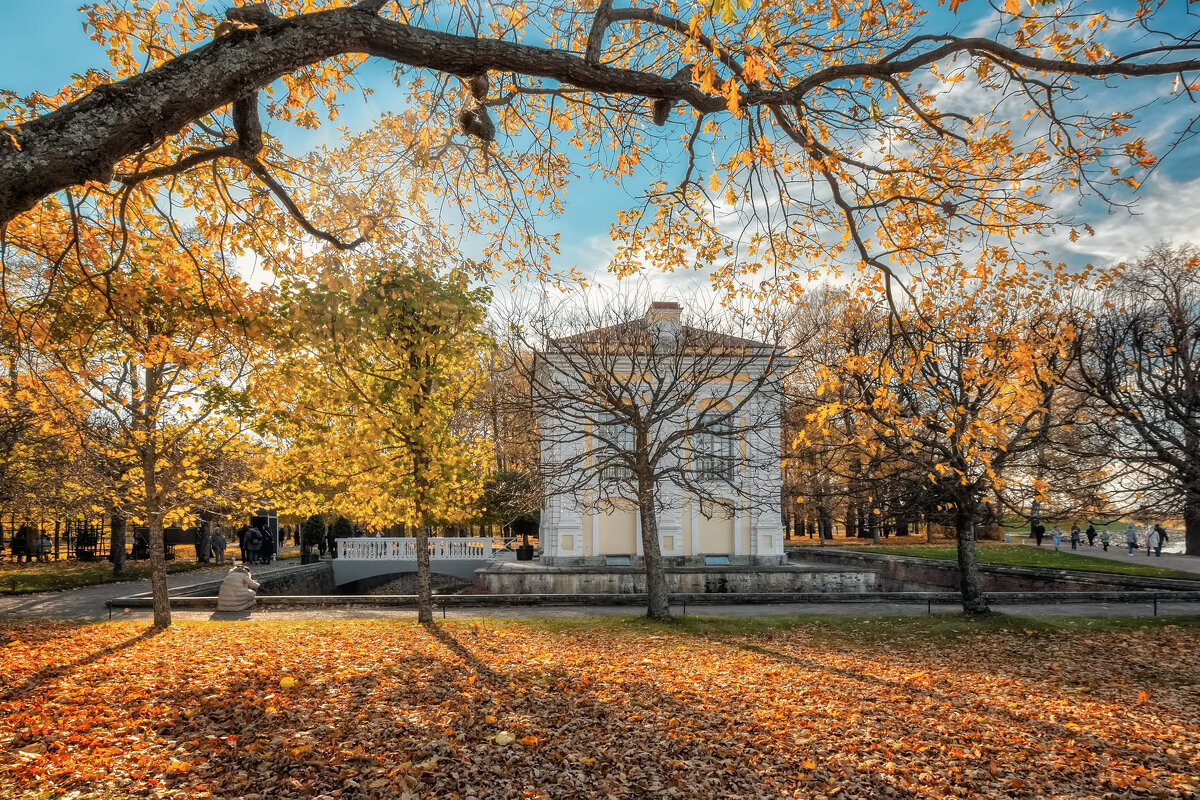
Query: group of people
[[6, 524, 53, 562], [238, 524, 275, 564], [1031, 520, 1171, 556], [1126, 523, 1171, 557]]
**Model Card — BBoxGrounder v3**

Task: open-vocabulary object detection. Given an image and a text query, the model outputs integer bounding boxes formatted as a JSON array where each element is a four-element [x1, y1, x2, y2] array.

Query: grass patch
[[509, 611, 1200, 645], [852, 542, 1200, 579], [0, 559, 210, 594]]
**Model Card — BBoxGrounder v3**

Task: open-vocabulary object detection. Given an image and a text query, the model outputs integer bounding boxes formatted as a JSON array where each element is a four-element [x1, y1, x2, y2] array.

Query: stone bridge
[[330, 537, 496, 586]]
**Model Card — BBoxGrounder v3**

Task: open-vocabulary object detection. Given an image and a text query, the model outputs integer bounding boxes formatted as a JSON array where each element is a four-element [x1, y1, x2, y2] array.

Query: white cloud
[[1058, 174, 1200, 265]]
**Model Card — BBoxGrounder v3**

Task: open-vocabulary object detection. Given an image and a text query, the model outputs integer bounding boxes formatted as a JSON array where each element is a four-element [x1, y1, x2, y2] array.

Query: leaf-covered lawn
[[1, 618, 1198, 799], [852, 542, 1200, 580]]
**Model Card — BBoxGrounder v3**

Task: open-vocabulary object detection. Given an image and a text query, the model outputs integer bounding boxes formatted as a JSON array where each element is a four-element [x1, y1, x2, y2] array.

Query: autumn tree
[[1069, 242, 1200, 555], [467, 349, 542, 537], [265, 260, 493, 624], [0, 0, 1198, 308], [18, 235, 267, 627], [812, 266, 1080, 612], [0, 330, 80, 538], [509, 295, 787, 620]]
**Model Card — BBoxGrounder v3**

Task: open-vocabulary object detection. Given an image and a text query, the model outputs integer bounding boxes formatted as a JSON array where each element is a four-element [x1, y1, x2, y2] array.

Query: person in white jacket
[[217, 565, 261, 612]]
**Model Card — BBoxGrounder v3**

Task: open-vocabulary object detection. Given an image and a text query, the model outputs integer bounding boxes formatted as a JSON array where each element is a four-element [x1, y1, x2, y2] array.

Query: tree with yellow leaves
[[16, 231, 269, 627], [264, 260, 493, 623], [0, 0, 1197, 303]]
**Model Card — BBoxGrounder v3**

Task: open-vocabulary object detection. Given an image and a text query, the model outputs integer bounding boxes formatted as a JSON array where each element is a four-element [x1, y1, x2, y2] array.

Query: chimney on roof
[[647, 301, 683, 350], [646, 301, 683, 324]]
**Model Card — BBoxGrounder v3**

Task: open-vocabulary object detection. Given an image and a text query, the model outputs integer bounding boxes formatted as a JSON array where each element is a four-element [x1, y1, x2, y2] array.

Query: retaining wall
[[474, 563, 879, 595], [789, 548, 1200, 593]]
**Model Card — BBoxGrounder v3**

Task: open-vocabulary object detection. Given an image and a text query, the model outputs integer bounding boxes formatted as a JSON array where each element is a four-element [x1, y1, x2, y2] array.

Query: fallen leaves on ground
[[0, 619, 1197, 799]]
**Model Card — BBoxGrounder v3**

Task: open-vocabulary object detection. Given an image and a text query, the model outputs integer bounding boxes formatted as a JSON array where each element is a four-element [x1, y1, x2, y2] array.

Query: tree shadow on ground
[[0, 626, 165, 701]]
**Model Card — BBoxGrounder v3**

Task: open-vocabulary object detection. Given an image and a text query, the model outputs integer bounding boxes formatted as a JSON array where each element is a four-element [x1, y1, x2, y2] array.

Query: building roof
[[551, 304, 769, 352]]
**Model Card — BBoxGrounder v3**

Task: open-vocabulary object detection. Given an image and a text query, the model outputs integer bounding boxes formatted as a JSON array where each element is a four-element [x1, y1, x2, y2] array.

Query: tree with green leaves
[[265, 260, 493, 623]]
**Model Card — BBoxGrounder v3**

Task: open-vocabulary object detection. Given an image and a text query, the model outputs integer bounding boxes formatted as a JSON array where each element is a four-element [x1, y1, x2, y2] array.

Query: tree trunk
[[147, 510, 171, 628], [198, 518, 213, 563], [415, 520, 433, 624], [110, 514, 127, 576], [637, 489, 671, 620], [954, 504, 989, 614], [1184, 480, 1200, 557]]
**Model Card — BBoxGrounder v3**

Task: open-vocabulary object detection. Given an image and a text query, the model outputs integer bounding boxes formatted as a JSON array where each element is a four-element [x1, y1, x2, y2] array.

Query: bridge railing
[[336, 537, 491, 561]]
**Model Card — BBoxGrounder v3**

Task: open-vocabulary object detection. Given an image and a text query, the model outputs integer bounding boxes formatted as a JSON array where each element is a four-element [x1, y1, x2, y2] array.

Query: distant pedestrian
[[1124, 524, 1138, 555], [1051, 526, 1063, 551], [1086, 524, 1097, 547], [1070, 523, 1081, 550], [1032, 522, 1045, 547], [10, 530, 26, 562], [1149, 524, 1169, 557], [238, 525, 249, 563], [259, 526, 275, 563], [1099, 530, 1111, 551], [211, 529, 227, 565]]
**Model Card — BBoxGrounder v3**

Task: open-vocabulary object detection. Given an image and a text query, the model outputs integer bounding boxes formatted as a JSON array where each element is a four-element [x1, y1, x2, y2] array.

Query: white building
[[533, 301, 785, 567]]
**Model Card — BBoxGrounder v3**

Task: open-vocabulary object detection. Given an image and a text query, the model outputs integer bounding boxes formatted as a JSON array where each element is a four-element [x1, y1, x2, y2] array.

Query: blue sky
[[2, 1, 1198, 298]]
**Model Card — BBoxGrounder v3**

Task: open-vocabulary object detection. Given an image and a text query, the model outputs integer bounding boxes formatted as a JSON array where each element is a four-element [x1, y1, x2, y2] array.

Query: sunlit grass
[[848, 542, 1199, 580], [0, 558, 210, 594]]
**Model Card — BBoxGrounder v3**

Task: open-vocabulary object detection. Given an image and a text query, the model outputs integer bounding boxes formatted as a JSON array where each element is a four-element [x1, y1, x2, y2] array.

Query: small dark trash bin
[[516, 545, 535, 561]]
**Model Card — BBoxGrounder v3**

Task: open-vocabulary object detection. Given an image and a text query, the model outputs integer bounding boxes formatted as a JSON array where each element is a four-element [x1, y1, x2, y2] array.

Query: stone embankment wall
[[789, 548, 1200, 593], [475, 564, 879, 595], [179, 563, 336, 597]]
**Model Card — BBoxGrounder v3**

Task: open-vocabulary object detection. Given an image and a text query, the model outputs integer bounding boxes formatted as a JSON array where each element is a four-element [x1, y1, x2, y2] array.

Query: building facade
[[534, 302, 785, 566]]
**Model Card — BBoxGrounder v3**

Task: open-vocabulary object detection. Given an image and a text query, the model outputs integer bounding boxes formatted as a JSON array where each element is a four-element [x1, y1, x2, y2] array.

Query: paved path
[[0, 561, 298, 622], [1018, 534, 1200, 575], [5, 550, 1200, 624]]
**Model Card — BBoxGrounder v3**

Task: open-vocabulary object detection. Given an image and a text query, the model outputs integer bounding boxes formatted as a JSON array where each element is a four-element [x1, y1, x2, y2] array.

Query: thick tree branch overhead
[[1, 1, 1199, 227]]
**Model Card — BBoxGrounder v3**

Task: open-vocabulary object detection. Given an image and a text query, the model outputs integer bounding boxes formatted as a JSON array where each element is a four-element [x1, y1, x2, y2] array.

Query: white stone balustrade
[[335, 537, 490, 561]]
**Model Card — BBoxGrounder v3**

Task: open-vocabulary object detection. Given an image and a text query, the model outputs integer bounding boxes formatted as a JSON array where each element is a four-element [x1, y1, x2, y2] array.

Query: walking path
[[3, 548, 1200, 624], [1019, 533, 1200, 575], [0, 561, 298, 622]]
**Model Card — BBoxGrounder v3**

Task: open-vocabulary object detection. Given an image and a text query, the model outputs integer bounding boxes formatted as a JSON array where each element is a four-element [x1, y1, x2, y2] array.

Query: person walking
[[1086, 524, 1097, 547], [1070, 523, 1081, 550], [1124, 524, 1138, 555], [211, 528, 227, 565], [1032, 521, 1045, 547], [1099, 529, 1111, 551], [21, 524, 38, 564], [1150, 524, 1169, 557], [1051, 526, 1063, 551]]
